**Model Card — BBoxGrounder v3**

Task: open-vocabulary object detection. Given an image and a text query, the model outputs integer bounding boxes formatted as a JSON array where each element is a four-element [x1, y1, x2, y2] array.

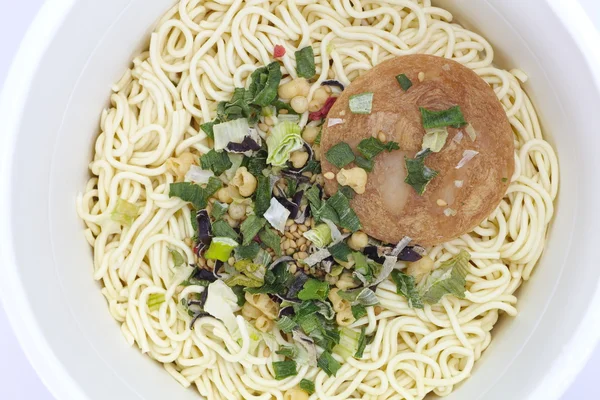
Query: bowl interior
[[3, 1, 600, 399]]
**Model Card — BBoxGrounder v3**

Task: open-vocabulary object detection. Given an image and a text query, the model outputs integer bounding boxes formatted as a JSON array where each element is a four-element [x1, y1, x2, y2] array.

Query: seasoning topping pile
[[146, 48, 474, 381]]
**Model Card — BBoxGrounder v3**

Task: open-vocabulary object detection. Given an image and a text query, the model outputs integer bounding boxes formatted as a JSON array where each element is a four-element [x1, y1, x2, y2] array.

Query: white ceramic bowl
[[2, 0, 600, 399]]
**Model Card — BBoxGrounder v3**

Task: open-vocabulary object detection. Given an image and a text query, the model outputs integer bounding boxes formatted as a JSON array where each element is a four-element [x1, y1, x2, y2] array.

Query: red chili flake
[[274, 45, 286, 58], [309, 97, 337, 121]]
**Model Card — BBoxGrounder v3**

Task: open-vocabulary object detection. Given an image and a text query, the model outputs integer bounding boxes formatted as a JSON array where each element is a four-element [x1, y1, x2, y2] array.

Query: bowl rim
[[525, 0, 600, 398], [0, 1, 90, 399], [1, 0, 600, 399]]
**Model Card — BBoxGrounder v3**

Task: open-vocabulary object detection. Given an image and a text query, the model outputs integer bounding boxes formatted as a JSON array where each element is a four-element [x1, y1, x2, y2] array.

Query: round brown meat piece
[[320, 54, 514, 246]]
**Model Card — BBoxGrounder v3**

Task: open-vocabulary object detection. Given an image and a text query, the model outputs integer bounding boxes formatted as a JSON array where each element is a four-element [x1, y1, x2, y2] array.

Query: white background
[[0, 0, 598, 398]]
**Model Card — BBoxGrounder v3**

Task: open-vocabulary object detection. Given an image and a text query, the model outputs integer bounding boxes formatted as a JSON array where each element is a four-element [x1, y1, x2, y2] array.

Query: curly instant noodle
[[77, 0, 559, 398]]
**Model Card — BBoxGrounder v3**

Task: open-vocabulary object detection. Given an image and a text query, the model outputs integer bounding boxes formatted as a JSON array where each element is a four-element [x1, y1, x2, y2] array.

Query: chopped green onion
[[404, 149, 439, 195], [326, 142, 355, 168], [303, 159, 321, 174], [326, 192, 362, 232], [259, 228, 282, 256], [338, 185, 355, 199], [317, 351, 341, 376], [396, 73, 413, 91], [254, 175, 271, 217], [311, 327, 341, 353], [266, 121, 304, 166], [200, 149, 232, 176], [303, 224, 333, 248], [338, 288, 379, 307], [293, 301, 320, 319], [200, 121, 217, 140], [276, 346, 299, 359], [298, 279, 330, 301], [215, 86, 262, 125], [211, 220, 239, 241], [420, 250, 470, 304], [231, 285, 246, 306], [191, 211, 198, 233], [351, 304, 368, 320], [420, 106, 467, 129], [314, 129, 322, 145], [298, 314, 321, 334], [328, 241, 352, 262], [240, 215, 267, 245], [254, 248, 272, 267], [277, 316, 297, 333], [354, 155, 374, 172], [204, 237, 239, 262], [355, 327, 367, 358], [246, 150, 268, 177], [391, 270, 424, 309], [295, 46, 316, 79], [349, 92, 374, 114], [357, 137, 400, 160], [351, 252, 369, 276], [235, 242, 261, 260], [248, 61, 282, 107], [211, 201, 228, 220], [370, 256, 396, 287], [305, 185, 335, 223], [169, 248, 185, 267], [285, 177, 298, 198], [299, 379, 315, 395], [273, 360, 298, 380], [333, 327, 361, 360], [314, 301, 335, 320], [147, 293, 165, 312], [313, 205, 339, 228], [247, 262, 294, 295], [111, 198, 139, 226], [169, 177, 222, 209]]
